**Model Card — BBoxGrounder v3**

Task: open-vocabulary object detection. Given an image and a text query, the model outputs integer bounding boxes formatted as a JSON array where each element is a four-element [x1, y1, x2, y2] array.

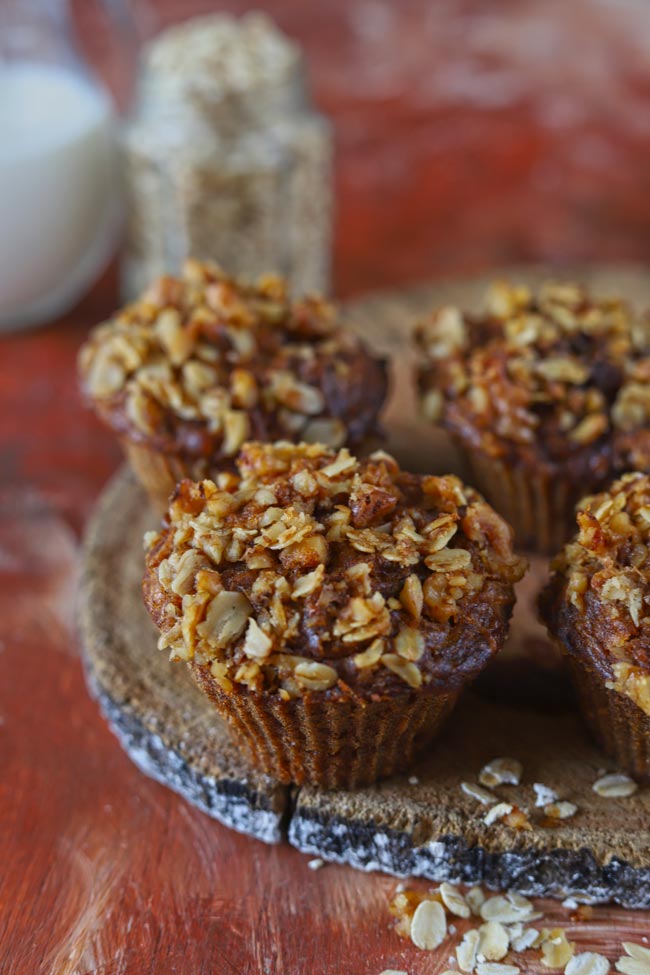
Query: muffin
[[143, 441, 526, 789], [79, 259, 388, 511], [540, 472, 650, 780], [415, 280, 650, 553]]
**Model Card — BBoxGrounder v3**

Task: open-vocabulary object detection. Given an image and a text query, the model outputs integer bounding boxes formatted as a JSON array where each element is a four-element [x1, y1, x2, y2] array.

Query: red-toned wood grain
[[3, 2, 650, 973]]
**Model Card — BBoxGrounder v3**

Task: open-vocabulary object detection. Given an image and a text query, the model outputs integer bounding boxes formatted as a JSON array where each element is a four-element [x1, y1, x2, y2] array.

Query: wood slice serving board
[[79, 269, 650, 909]]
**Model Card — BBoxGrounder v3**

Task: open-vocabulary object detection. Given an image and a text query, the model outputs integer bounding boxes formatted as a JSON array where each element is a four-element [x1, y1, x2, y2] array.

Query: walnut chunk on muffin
[[540, 472, 650, 780], [79, 259, 387, 511], [415, 279, 650, 553], [143, 441, 526, 788]]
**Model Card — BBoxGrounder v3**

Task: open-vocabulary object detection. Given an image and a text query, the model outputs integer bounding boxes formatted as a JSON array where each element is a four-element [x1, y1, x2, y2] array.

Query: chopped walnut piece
[[477, 921, 509, 961]]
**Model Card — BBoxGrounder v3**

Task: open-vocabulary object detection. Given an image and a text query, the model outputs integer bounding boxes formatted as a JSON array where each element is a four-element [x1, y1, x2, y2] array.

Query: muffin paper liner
[[119, 438, 211, 514], [458, 446, 574, 555], [192, 663, 460, 789], [567, 657, 650, 781]]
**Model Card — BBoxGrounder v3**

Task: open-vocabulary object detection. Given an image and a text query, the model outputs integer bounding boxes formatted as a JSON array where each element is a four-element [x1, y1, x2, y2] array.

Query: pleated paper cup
[[192, 663, 460, 790], [458, 446, 575, 555], [566, 657, 650, 782]]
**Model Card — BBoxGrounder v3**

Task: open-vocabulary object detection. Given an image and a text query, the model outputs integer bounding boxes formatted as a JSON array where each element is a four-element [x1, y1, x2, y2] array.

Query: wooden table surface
[[3, 2, 650, 973]]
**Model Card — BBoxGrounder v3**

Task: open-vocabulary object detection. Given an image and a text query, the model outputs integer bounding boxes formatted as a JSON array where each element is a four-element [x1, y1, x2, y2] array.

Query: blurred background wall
[[75, 0, 650, 297]]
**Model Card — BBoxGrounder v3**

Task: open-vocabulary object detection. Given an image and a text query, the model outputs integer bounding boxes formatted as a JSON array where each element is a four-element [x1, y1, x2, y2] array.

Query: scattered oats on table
[[440, 882, 470, 919], [566, 952, 611, 975], [616, 943, 650, 975]]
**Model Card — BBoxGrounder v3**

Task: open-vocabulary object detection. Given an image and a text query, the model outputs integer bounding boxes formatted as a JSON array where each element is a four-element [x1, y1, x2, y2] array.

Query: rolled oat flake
[[122, 13, 332, 299]]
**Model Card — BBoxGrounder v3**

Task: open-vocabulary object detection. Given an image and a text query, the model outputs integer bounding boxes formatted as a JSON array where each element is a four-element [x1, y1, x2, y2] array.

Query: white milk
[[0, 62, 120, 329]]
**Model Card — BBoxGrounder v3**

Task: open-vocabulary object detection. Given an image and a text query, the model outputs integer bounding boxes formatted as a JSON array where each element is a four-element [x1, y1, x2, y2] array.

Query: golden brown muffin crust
[[540, 472, 650, 715], [416, 280, 650, 478], [79, 259, 387, 462], [143, 442, 526, 701]]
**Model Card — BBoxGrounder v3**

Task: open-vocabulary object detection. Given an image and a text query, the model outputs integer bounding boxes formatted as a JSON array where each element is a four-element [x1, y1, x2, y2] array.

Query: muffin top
[[143, 441, 526, 701], [416, 280, 650, 472], [540, 472, 650, 715], [79, 260, 387, 461]]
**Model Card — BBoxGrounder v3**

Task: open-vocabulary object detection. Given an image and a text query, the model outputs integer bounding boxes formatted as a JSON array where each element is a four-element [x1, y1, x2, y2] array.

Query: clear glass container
[[0, 0, 124, 331], [121, 13, 333, 300]]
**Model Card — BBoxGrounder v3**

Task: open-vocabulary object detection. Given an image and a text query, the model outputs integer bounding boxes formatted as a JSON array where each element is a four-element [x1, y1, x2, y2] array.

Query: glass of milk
[[0, 0, 125, 331]]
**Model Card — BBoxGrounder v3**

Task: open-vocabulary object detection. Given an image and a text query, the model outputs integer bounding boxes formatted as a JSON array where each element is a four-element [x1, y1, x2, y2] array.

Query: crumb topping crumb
[[143, 441, 525, 697], [416, 280, 650, 469], [80, 259, 386, 458]]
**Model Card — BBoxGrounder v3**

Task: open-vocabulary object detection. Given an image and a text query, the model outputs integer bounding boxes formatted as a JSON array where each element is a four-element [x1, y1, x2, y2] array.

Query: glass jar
[[0, 0, 124, 330], [121, 13, 333, 300]]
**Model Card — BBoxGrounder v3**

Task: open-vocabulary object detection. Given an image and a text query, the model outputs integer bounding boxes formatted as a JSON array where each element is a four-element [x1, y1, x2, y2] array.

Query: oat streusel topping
[[79, 259, 386, 460], [143, 442, 525, 698], [416, 280, 650, 467], [540, 472, 650, 714]]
